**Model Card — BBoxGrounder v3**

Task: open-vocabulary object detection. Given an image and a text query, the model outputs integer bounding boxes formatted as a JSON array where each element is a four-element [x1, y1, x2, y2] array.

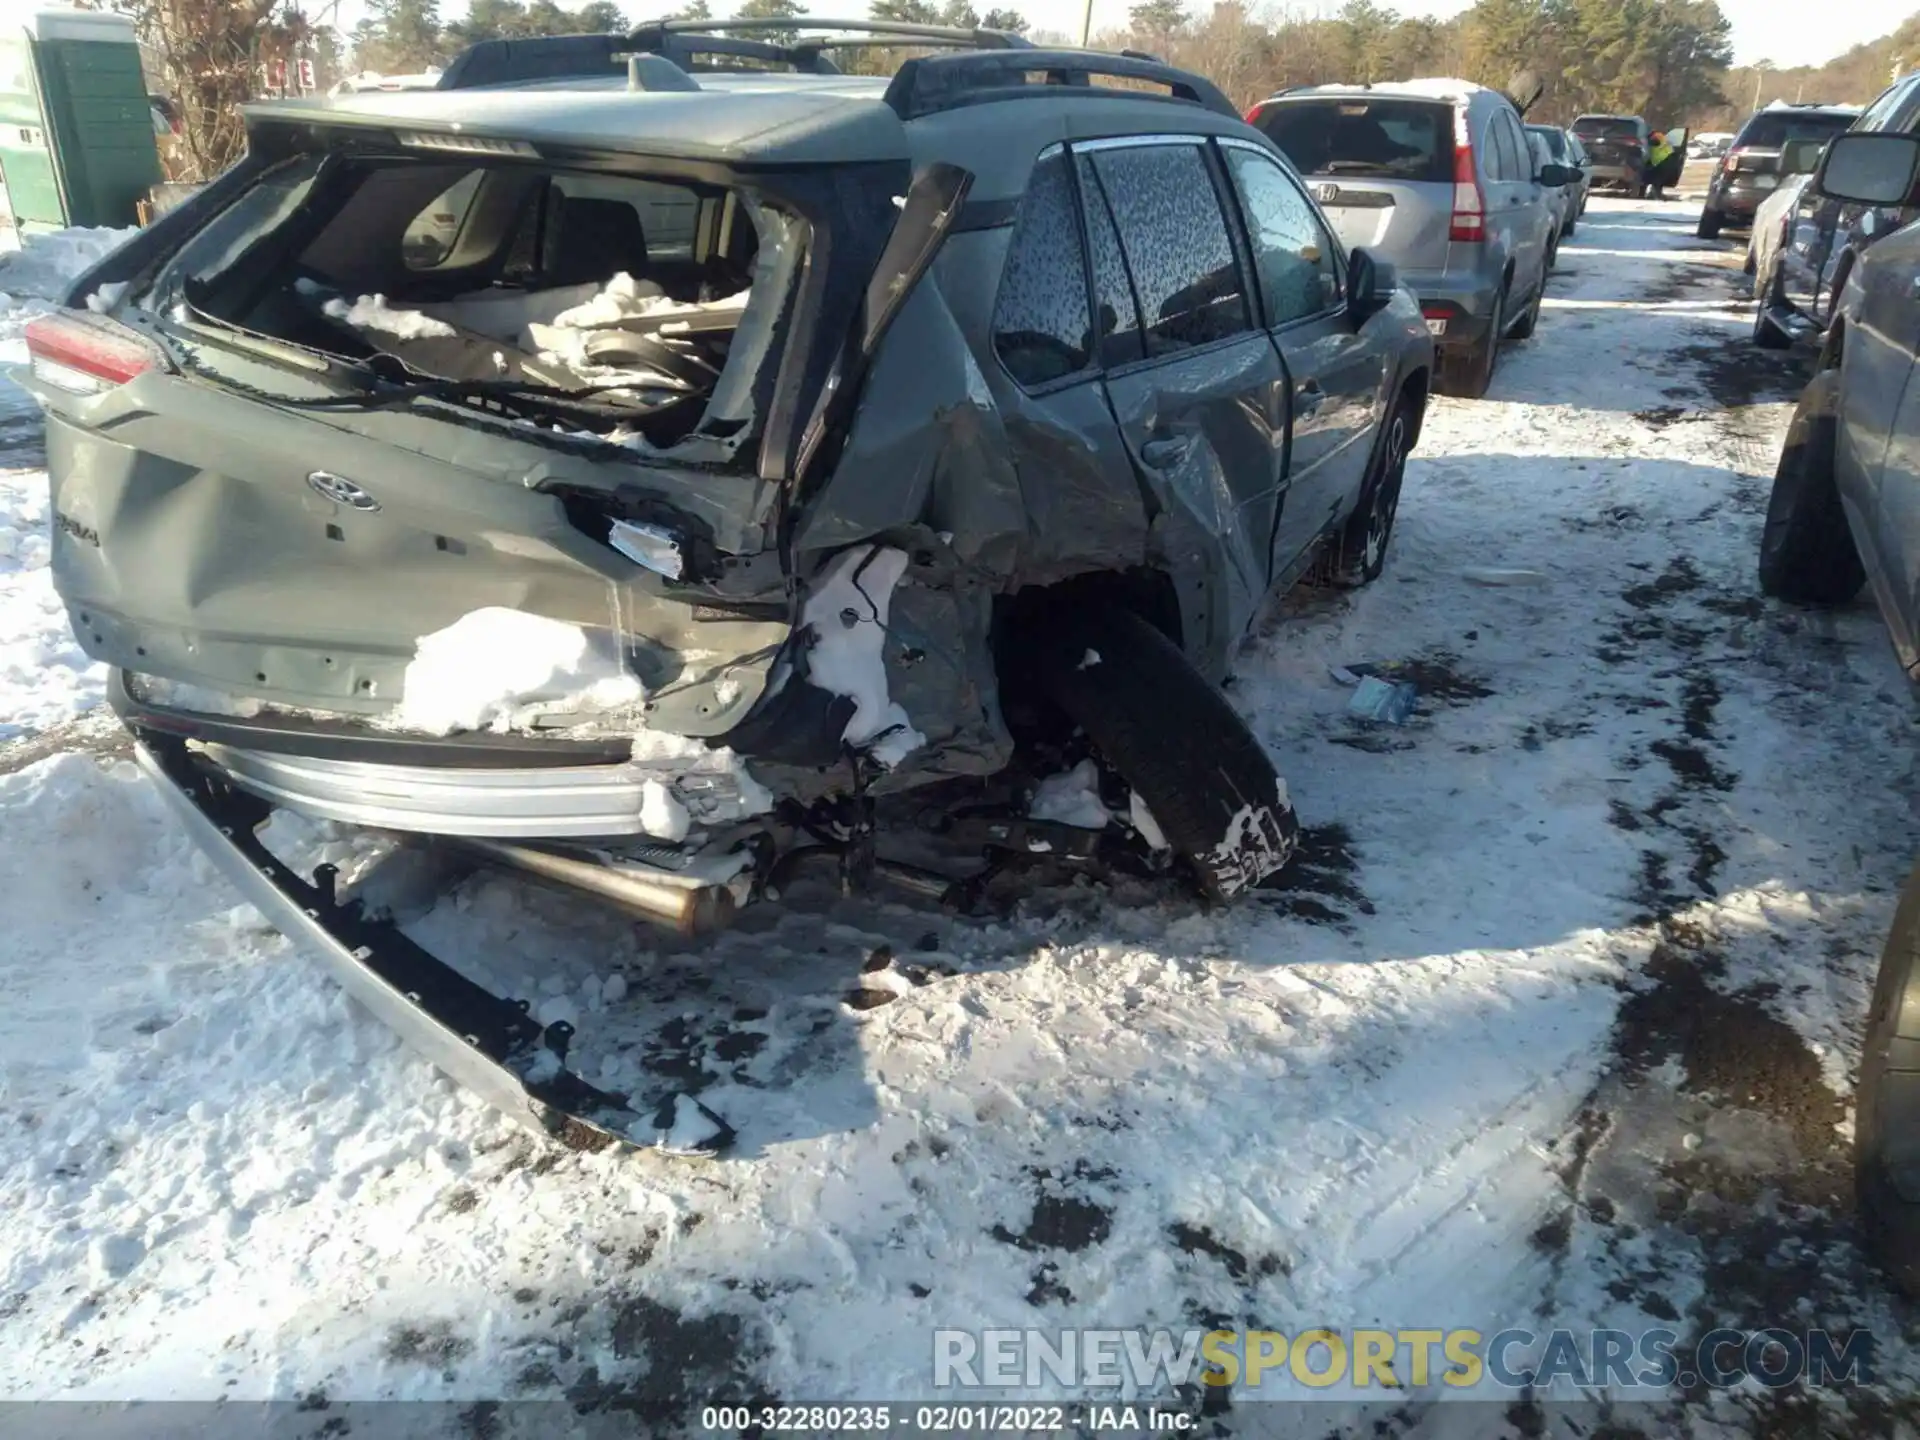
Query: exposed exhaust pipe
[[452, 838, 737, 937]]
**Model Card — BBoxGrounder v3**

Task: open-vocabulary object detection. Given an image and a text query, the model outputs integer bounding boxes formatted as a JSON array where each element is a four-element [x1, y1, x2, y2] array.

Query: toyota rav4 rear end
[[13, 79, 1001, 1149]]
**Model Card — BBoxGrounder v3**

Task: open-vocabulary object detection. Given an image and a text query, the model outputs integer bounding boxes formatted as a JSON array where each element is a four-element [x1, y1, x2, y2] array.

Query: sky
[[321, 0, 1916, 70]]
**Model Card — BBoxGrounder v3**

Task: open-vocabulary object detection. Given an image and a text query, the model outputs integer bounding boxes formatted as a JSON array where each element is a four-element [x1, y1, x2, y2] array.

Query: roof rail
[[883, 49, 1237, 121], [437, 18, 1034, 89], [630, 17, 1033, 55]]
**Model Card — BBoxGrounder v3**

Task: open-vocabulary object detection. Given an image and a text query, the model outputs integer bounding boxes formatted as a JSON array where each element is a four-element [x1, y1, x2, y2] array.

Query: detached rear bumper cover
[[134, 730, 734, 1154]]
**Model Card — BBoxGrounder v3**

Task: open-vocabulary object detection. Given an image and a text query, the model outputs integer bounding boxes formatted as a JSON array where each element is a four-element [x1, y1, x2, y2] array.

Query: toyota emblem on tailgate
[[308, 471, 379, 510], [1314, 183, 1340, 203]]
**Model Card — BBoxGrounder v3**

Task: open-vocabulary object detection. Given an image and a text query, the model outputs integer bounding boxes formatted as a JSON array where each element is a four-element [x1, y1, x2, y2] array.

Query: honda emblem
[[1314, 183, 1340, 203]]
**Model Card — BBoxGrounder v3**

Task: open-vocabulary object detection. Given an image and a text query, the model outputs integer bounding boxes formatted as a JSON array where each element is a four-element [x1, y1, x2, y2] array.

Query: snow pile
[[0, 226, 135, 371], [392, 607, 645, 737], [0, 471, 105, 739], [0, 227, 133, 741], [547, 271, 669, 329], [389, 606, 773, 834], [0, 226, 134, 308], [322, 293, 457, 340], [799, 545, 926, 769]]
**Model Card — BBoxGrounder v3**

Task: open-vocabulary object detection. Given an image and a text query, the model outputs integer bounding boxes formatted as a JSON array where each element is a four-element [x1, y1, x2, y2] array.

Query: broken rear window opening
[[1255, 99, 1453, 183], [143, 152, 802, 456]]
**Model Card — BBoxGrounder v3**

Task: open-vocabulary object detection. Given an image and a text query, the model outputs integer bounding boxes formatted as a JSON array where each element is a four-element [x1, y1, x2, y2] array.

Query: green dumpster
[[0, 9, 160, 236]]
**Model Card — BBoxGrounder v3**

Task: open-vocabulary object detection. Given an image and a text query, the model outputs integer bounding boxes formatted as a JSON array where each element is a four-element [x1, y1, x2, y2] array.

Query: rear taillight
[[1721, 149, 1743, 173], [24, 311, 167, 395], [1449, 110, 1486, 243], [1244, 102, 1266, 124]]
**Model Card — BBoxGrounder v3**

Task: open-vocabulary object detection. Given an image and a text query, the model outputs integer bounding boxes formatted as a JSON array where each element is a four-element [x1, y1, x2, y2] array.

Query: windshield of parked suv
[[1734, 112, 1855, 149], [1573, 116, 1640, 137], [1254, 98, 1453, 181]]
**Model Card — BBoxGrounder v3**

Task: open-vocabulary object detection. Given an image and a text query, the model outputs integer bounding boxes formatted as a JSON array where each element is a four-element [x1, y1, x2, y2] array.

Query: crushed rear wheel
[[1028, 607, 1297, 900]]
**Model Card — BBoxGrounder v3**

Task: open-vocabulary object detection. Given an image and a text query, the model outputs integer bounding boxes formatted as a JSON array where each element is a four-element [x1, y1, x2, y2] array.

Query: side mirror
[[1538, 162, 1581, 188], [1347, 247, 1397, 324], [1816, 131, 1920, 206]]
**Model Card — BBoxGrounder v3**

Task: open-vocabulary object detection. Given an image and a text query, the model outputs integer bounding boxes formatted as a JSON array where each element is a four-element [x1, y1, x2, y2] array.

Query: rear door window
[[991, 149, 1093, 388], [1574, 117, 1640, 138], [1078, 141, 1251, 358], [1489, 113, 1525, 181], [1254, 99, 1452, 182]]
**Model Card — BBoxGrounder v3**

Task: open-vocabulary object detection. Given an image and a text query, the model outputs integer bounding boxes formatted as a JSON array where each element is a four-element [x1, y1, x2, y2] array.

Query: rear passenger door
[[1219, 138, 1386, 582], [1485, 107, 1546, 306], [1077, 137, 1288, 663]]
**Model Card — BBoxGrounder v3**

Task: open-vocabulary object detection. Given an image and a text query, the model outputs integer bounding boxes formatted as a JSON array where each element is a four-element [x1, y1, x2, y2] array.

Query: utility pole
[[1750, 61, 1768, 111], [1079, 0, 1094, 47]]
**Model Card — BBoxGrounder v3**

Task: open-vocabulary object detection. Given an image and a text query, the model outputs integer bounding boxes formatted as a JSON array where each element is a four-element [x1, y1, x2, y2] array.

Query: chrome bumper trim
[[200, 742, 658, 838]]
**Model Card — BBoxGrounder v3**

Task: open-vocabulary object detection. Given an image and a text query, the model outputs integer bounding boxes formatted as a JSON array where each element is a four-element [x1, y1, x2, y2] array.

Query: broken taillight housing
[[24, 310, 170, 395]]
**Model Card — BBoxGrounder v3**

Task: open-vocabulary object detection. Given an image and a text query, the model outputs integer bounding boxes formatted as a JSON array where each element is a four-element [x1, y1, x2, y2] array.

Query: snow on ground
[[2, 202, 1919, 1436], [0, 229, 132, 742]]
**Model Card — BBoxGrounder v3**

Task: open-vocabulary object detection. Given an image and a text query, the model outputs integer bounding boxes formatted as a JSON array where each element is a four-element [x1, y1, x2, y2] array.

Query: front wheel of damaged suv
[[1758, 371, 1864, 604], [1030, 607, 1297, 900]]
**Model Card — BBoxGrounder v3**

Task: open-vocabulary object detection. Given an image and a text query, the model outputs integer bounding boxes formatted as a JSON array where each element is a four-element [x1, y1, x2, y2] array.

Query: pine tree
[[358, 0, 443, 72], [1128, 0, 1186, 42]]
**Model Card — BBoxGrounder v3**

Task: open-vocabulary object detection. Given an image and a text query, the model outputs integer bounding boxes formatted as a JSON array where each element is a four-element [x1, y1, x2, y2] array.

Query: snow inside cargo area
[[151, 154, 797, 450]]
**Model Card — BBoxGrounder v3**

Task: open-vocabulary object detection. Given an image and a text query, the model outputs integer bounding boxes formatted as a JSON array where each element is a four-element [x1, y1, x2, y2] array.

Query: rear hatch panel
[[18, 125, 909, 747], [1252, 96, 1455, 273]]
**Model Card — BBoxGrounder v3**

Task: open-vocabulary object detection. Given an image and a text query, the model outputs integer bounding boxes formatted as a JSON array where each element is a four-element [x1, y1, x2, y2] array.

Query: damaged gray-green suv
[[18, 21, 1433, 1152]]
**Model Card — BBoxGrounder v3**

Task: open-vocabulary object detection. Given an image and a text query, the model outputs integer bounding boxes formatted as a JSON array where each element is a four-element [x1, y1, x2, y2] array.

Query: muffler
[[452, 837, 738, 937]]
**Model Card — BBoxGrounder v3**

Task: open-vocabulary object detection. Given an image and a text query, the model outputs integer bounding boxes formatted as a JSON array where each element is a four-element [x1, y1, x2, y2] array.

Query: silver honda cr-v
[[1248, 78, 1577, 398]]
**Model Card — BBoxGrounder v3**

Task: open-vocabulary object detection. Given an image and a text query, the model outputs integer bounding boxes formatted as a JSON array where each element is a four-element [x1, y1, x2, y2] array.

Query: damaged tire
[[1857, 858, 1920, 1299], [1759, 371, 1864, 605], [1030, 608, 1297, 900]]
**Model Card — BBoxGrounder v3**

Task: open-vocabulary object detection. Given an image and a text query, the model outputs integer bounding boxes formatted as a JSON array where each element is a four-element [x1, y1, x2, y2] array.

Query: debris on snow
[[1463, 566, 1549, 586], [393, 607, 645, 736], [1029, 759, 1110, 830], [800, 545, 926, 769], [1348, 675, 1418, 724]]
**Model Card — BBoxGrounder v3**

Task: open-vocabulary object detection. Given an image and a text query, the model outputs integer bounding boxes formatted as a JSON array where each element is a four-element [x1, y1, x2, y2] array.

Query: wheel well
[[996, 568, 1183, 656], [1398, 368, 1430, 448]]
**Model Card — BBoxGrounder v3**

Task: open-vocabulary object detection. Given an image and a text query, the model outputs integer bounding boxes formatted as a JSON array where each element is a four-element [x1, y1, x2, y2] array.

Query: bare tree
[[124, 0, 313, 181]]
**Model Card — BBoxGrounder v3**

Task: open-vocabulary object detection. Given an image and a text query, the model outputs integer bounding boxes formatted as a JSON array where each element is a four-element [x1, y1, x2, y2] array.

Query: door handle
[[1296, 382, 1325, 416], [1141, 435, 1191, 466]]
